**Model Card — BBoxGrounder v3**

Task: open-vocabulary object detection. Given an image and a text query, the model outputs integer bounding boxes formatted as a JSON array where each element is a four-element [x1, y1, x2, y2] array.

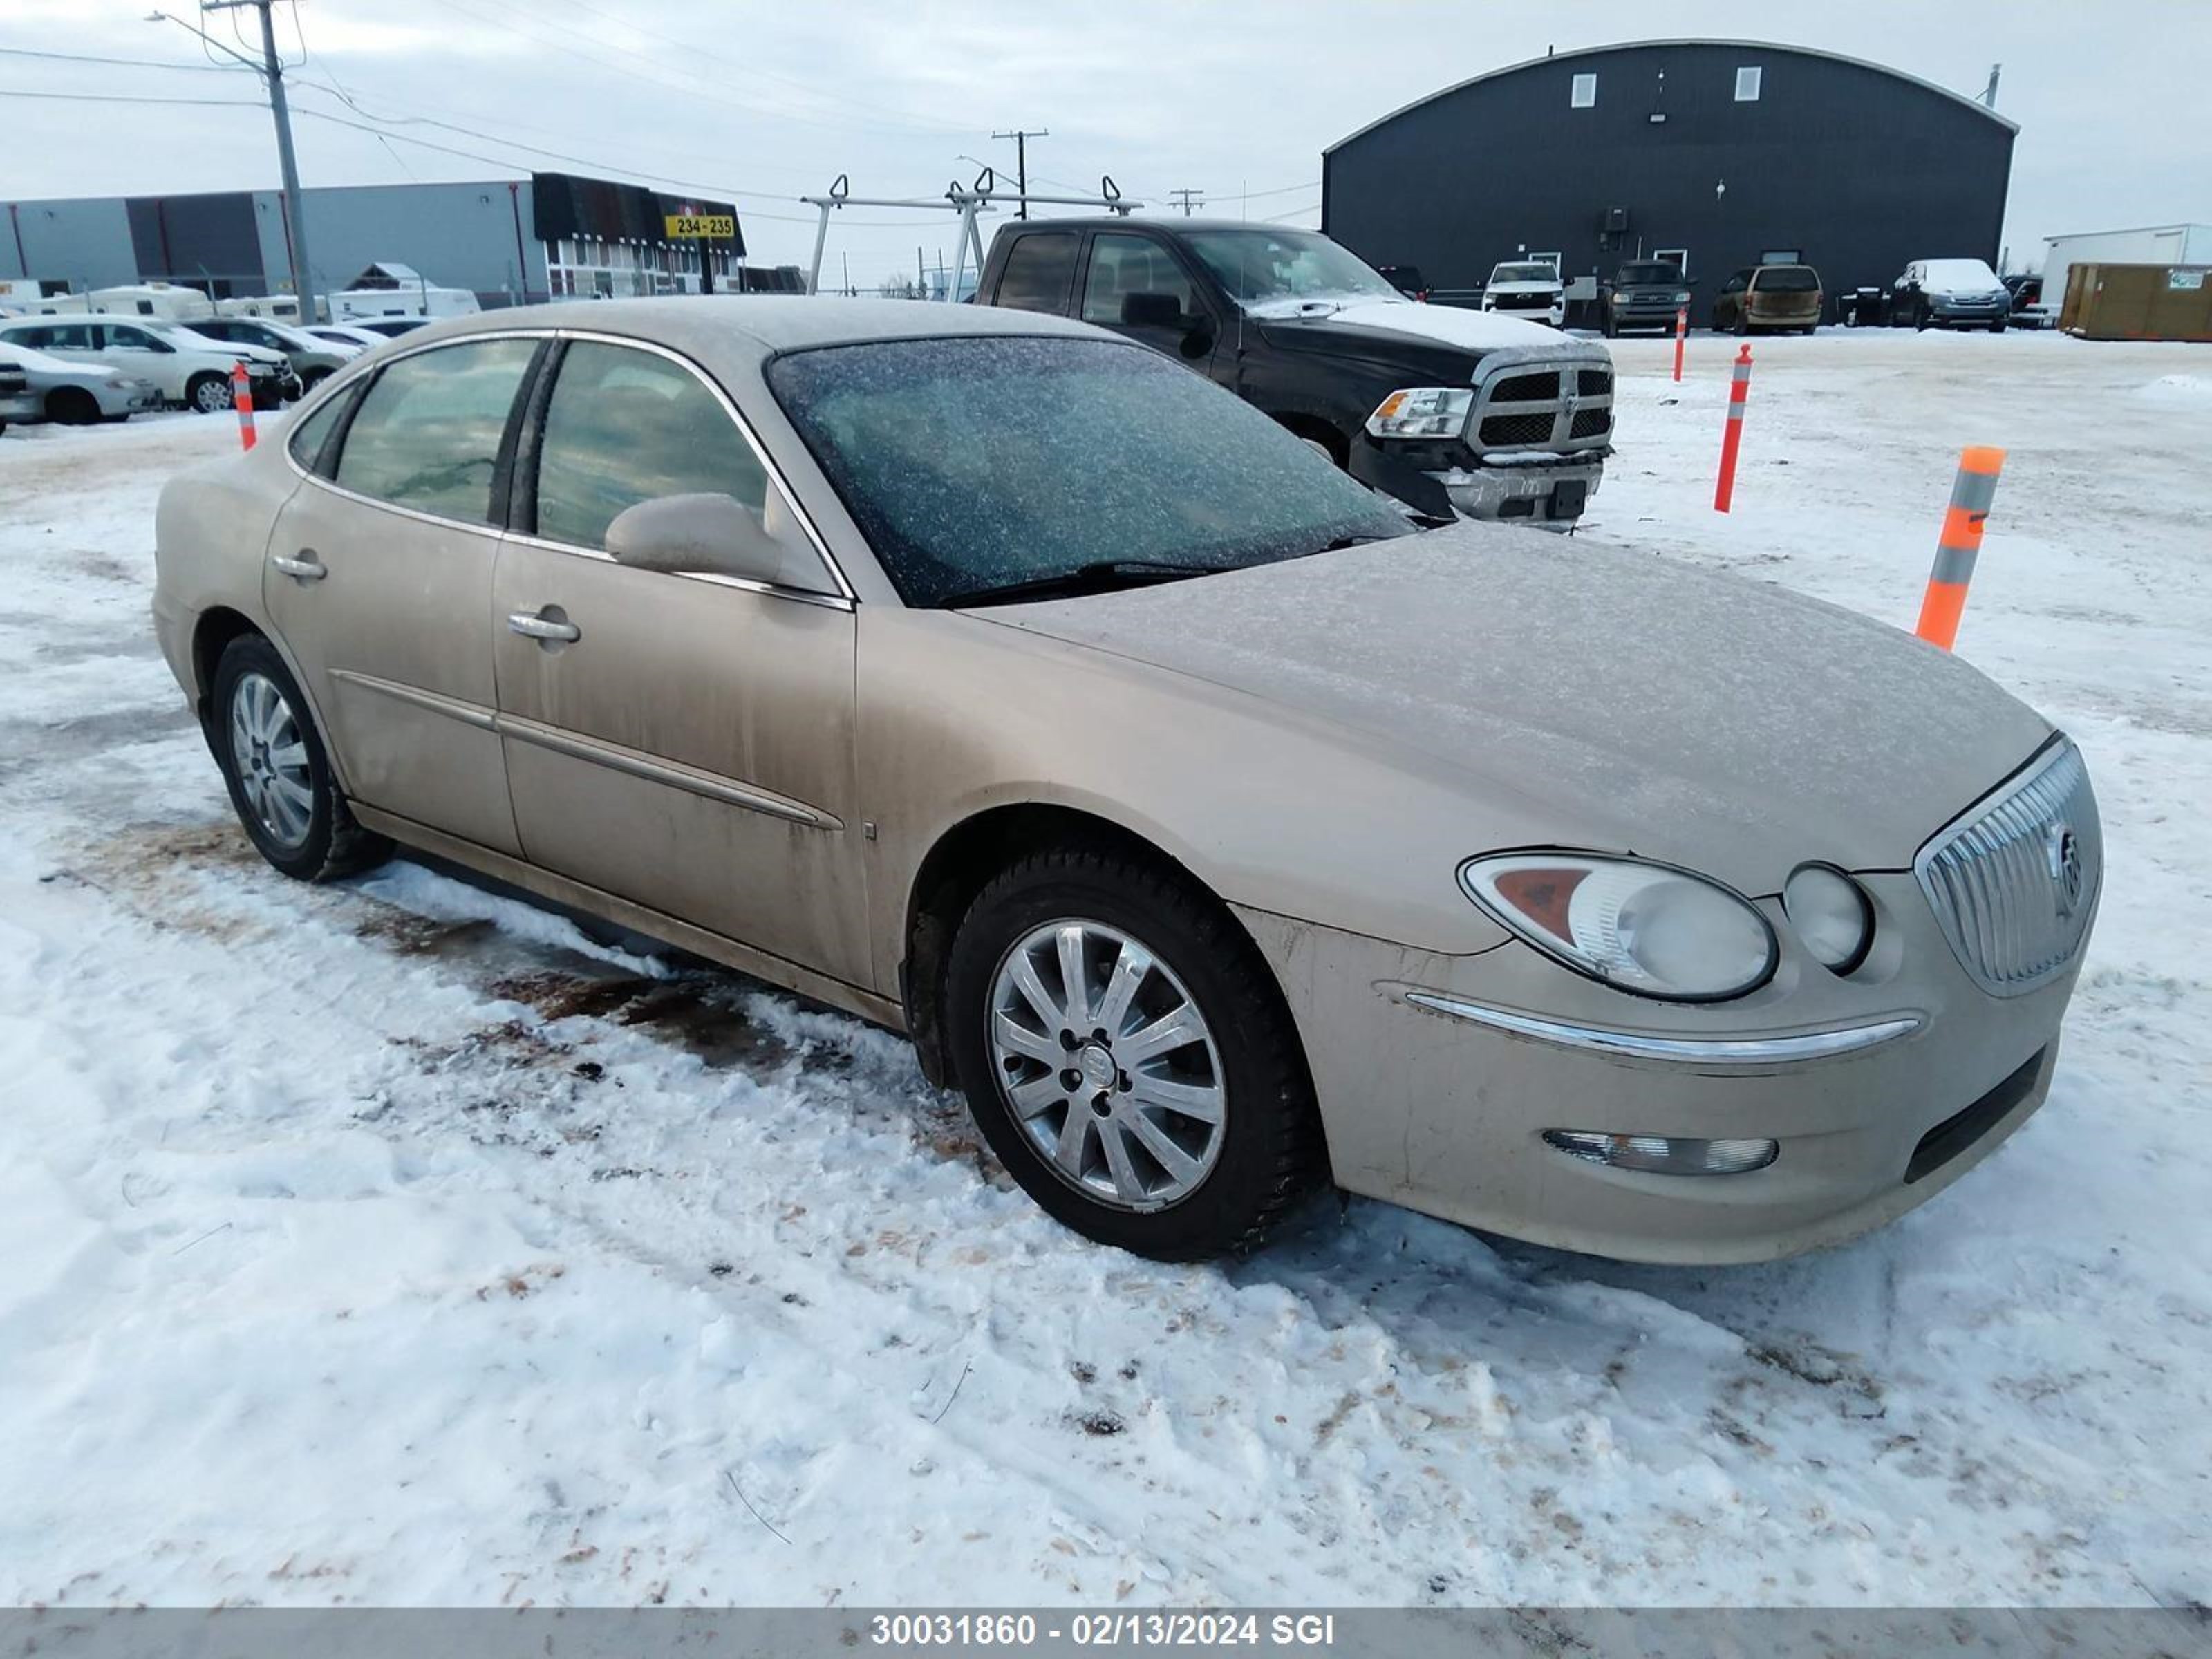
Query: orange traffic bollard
[[1672, 305, 1687, 383], [231, 361, 256, 451], [1712, 343, 1752, 512], [1915, 447, 2006, 650]]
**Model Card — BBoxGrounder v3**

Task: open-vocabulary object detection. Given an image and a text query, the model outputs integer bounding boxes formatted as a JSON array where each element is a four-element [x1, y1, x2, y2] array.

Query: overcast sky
[[3, 0, 2206, 287]]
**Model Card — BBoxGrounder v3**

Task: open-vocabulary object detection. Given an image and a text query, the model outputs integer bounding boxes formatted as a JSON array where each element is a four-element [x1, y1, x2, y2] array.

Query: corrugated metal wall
[[1323, 41, 2015, 306]]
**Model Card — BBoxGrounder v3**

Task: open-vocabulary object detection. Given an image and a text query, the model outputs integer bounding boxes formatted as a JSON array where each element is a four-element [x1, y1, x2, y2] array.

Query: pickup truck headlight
[[1366, 387, 1474, 440], [1461, 852, 1779, 1002], [1673, 289, 1691, 303]]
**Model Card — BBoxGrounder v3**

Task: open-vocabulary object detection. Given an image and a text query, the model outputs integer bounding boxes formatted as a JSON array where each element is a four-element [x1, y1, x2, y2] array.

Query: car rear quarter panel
[[152, 443, 303, 713]]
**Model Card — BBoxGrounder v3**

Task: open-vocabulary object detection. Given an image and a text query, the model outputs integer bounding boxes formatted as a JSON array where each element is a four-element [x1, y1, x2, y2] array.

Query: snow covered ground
[[1, 330, 2206, 1611]]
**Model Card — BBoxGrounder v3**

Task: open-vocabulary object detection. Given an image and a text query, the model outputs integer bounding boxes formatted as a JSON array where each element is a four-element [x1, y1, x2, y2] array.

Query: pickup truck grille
[[1468, 353, 1615, 457]]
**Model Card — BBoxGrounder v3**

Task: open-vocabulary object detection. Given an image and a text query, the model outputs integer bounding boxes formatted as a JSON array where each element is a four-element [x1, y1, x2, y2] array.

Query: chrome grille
[[1915, 742, 2101, 995], [1466, 353, 1615, 456]]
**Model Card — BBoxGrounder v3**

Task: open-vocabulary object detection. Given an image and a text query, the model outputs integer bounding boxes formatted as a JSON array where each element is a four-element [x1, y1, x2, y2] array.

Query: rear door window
[[333, 337, 538, 524], [993, 233, 1080, 313]]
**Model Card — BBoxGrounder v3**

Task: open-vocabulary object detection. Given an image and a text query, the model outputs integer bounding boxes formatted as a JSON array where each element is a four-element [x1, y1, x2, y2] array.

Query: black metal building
[[1322, 39, 2016, 306]]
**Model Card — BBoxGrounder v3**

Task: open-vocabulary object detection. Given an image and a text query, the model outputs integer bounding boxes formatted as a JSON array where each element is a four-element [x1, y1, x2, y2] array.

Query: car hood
[[1485, 280, 1564, 295], [977, 525, 2054, 891], [1259, 297, 1565, 353]]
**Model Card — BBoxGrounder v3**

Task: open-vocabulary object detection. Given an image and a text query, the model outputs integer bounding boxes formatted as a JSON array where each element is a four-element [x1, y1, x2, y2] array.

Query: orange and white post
[[230, 361, 256, 451], [1915, 446, 2006, 650], [1712, 343, 1753, 512], [1672, 305, 1687, 383]]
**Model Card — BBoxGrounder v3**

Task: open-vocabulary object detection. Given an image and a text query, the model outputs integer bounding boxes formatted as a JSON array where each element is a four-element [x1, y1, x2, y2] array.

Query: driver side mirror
[[604, 491, 821, 590]]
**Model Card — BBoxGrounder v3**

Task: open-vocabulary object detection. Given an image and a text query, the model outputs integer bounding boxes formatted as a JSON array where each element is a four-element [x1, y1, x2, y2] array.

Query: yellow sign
[[664, 213, 735, 240]]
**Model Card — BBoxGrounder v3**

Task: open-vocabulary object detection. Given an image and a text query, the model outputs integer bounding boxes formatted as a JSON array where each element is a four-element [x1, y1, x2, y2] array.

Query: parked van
[[1711, 264, 1824, 335]]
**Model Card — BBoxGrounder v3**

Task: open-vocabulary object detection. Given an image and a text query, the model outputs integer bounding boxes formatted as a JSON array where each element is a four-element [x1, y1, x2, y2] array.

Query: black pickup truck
[[974, 219, 1614, 526]]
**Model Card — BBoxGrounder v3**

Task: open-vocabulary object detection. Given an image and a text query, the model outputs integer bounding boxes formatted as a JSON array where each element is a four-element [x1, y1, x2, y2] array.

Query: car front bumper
[[1929, 301, 2009, 326], [1234, 868, 2088, 1264], [1611, 301, 1686, 330], [1431, 454, 1606, 525]]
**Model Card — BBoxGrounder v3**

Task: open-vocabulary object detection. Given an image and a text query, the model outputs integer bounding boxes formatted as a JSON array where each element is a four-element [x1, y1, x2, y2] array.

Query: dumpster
[[2060, 262, 2212, 341]]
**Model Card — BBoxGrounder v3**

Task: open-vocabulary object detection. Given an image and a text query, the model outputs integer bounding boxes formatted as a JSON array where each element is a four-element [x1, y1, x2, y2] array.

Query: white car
[[0, 355, 37, 433], [1480, 261, 1566, 328], [0, 340, 163, 426], [0, 316, 292, 413]]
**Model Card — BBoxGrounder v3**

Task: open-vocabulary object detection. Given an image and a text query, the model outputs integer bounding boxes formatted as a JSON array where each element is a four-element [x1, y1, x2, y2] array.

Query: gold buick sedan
[[153, 298, 2101, 1262]]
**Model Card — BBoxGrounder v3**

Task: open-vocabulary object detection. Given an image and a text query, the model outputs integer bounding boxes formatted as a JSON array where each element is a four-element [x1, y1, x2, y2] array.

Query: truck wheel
[[47, 386, 101, 425], [187, 372, 233, 414], [1733, 312, 1750, 337], [944, 843, 1325, 1260]]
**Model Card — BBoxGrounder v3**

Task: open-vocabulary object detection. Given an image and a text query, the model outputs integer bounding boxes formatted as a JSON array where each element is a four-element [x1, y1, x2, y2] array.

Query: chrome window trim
[[1398, 988, 1922, 1067], [278, 326, 858, 609]]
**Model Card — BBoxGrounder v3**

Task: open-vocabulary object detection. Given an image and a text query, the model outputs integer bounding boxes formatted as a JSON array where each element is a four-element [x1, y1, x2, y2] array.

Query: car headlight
[[1674, 290, 1691, 303], [1366, 387, 1474, 440], [1461, 852, 1778, 1002], [103, 374, 132, 389], [1782, 864, 1873, 974]]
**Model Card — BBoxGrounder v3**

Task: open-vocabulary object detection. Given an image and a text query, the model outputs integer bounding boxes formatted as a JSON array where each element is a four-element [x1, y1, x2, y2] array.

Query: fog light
[[1543, 1130, 1778, 1175]]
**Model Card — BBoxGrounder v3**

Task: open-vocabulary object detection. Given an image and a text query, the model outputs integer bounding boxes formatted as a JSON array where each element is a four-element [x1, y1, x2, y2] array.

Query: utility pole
[[1168, 188, 1204, 218], [991, 127, 1049, 219], [161, 3, 317, 322]]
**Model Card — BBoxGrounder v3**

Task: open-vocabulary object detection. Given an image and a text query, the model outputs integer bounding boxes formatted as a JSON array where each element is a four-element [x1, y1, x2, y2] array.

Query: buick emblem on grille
[[2047, 823, 2084, 917]]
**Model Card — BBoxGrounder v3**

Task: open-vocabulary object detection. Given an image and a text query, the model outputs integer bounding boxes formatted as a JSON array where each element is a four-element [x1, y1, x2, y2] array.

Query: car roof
[[384, 294, 1102, 364]]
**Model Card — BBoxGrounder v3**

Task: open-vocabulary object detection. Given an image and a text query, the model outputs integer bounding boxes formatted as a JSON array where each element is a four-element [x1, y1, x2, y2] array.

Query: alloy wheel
[[228, 671, 314, 850], [987, 919, 1226, 1211]]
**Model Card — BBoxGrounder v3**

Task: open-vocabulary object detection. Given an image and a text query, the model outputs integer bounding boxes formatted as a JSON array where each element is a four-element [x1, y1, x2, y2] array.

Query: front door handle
[[270, 550, 325, 581], [507, 608, 581, 644]]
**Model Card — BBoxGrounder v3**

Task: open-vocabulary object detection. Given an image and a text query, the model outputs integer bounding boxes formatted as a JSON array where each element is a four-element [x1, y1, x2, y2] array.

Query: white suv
[[0, 317, 291, 413]]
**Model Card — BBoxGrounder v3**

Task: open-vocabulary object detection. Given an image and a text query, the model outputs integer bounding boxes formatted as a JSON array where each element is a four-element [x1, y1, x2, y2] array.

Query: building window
[[1759, 248, 1802, 265], [1571, 72, 1597, 109], [1735, 66, 1762, 102], [1654, 247, 1689, 277]]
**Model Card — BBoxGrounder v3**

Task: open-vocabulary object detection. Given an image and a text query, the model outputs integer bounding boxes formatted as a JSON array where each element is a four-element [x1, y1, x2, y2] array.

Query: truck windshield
[[1490, 264, 1558, 285], [767, 335, 1411, 609], [1181, 229, 1401, 308], [1615, 263, 1679, 285]]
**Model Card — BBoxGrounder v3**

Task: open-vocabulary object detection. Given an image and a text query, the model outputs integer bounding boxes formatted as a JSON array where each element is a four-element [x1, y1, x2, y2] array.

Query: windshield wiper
[[937, 559, 1215, 610]]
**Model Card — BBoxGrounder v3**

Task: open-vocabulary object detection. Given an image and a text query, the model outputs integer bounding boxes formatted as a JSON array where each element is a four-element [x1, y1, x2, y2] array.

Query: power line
[[0, 86, 263, 108], [0, 44, 244, 73]]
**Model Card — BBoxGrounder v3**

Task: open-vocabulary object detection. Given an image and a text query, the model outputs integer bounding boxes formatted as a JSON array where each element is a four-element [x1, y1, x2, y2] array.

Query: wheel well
[[46, 384, 98, 420], [902, 805, 1213, 1088], [1271, 412, 1348, 467], [190, 606, 261, 718]]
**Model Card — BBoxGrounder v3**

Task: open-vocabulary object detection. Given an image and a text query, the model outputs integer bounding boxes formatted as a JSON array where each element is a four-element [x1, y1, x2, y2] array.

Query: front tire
[[944, 843, 1324, 1259], [187, 371, 232, 414], [209, 635, 391, 881], [47, 386, 102, 425]]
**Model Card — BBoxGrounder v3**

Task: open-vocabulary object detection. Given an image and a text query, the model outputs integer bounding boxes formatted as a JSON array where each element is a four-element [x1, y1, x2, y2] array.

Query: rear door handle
[[507, 608, 581, 644], [270, 550, 325, 581]]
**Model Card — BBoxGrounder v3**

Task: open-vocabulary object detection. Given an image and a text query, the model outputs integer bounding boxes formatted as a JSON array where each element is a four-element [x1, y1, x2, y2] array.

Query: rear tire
[[209, 634, 392, 882], [944, 843, 1324, 1259]]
